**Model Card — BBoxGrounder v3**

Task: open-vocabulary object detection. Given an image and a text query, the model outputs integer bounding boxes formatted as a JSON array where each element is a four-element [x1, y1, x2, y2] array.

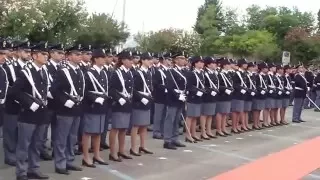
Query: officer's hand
[[30, 102, 40, 112], [95, 97, 105, 105], [64, 100, 75, 108]]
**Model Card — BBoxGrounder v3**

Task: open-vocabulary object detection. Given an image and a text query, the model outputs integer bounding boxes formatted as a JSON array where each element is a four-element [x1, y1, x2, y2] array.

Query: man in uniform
[[12, 41, 50, 180], [40, 43, 65, 160], [292, 64, 308, 123], [51, 44, 84, 175], [0, 40, 9, 139], [2, 41, 32, 166]]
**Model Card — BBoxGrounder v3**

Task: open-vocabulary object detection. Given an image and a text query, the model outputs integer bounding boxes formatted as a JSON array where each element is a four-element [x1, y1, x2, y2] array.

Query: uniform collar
[[175, 65, 183, 71], [93, 65, 103, 74], [160, 64, 168, 71], [140, 66, 148, 73], [68, 62, 79, 71], [49, 59, 59, 69], [32, 62, 42, 72], [18, 59, 26, 67], [120, 65, 130, 73], [221, 69, 229, 73], [194, 68, 201, 73]]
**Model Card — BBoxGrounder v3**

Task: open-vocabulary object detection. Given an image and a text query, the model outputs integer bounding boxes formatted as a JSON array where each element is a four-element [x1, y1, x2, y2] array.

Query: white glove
[[29, 102, 40, 112], [47, 91, 53, 99], [196, 91, 203, 97], [118, 98, 126, 106], [0, 99, 5, 104], [95, 97, 104, 105], [165, 88, 168, 93], [141, 98, 149, 105], [251, 92, 255, 96], [278, 91, 282, 95], [225, 89, 232, 95], [211, 91, 217, 96], [286, 91, 290, 95], [307, 87, 310, 91], [178, 94, 186, 102], [240, 89, 246, 94], [269, 90, 273, 94], [64, 100, 75, 108], [261, 90, 266, 95]]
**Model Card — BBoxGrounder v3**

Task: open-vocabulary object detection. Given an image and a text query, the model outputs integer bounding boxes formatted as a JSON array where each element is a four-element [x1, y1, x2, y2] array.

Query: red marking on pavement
[[210, 137, 320, 180]]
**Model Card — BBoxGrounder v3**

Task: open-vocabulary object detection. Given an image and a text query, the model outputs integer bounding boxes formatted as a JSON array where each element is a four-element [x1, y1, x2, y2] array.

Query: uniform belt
[[295, 87, 304, 90], [138, 91, 150, 96], [174, 89, 185, 94]]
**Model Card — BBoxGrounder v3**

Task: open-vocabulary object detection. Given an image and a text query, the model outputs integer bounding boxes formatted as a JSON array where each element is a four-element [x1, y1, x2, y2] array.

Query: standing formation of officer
[[0, 37, 311, 180]]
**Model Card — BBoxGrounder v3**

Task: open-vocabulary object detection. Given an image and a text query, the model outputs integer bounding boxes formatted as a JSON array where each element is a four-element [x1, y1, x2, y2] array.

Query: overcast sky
[[84, 0, 320, 34]]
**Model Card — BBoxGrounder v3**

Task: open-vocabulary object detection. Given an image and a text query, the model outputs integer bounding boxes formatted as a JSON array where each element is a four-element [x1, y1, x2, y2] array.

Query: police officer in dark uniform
[[304, 66, 315, 109], [292, 64, 308, 123], [40, 43, 65, 161], [51, 44, 85, 174], [12, 41, 50, 180], [81, 48, 109, 167], [2, 41, 32, 166], [100, 48, 114, 149], [152, 53, 171, 140], [0, 40, 9, 138], [162, 51, 187, 147]]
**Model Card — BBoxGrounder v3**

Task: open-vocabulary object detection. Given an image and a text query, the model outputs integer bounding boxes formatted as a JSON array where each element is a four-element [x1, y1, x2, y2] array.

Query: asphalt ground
[[1, 107, 320, 180]]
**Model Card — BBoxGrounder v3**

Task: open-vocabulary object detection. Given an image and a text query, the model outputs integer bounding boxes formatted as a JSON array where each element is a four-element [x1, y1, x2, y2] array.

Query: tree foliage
[[0, 0, 129, 47]]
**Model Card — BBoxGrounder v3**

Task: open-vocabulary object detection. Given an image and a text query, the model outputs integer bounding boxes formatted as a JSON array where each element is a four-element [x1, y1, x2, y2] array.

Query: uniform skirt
[[282, 98, 290, 108], [111, 112, 131, 129], [186, 103, 202, 117], [231, 99, 245, 112], [244, 101, 252, 112], [252, 99, 265, 110], [216, 101, 231, 114], [265, 98, 275, 109], [275, 99, 283, 108], [131, 109, 150, 126], [83, 114, 105, 134], [201, 103, 216, 116]]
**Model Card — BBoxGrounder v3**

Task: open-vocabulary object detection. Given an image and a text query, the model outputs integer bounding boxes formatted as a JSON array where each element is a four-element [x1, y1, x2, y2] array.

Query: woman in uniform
[[264, 63, 276, 127], [274, 65, 285, 124], [280, 65, 292, 125], [82, 48, 109, 167], [130, 52, 154, 156], [243, 62, 256, 130], [109, 51, 134, 161], [215, 58, 233, 136], [200, 57, 218, 139], [252, 63, 268, 129], [185, 56, 205, 142], [231, 59, 248, 133]]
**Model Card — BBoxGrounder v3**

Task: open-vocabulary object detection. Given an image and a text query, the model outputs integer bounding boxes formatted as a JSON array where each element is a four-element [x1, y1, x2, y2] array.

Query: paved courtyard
[[1, 107, 320, 180]]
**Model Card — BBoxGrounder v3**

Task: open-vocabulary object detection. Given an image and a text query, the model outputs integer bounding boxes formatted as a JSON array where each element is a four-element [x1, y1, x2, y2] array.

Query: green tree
[[75, 13, 129, 48]]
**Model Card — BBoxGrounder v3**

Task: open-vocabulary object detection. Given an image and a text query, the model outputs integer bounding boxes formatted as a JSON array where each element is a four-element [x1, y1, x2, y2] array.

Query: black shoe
[[163, 142, 177, 150], [109, 154, 122, 162], [130, 149, 141, 156], [172, 141, 186, 147], [299, 120, 306, 122], [55, 168, 70, 175], [16, 175, 28, 180], [118, 152, 133, 159], [200, 135, 210, 140], [216, 132, 227, 137], [40, 152, 53, 161], [152, 134, 163, 140], [101, 144, 110, 150], [74, 149, 82, 155], [27, 172, 49, 179], [93, 157, 109, 165], [231, 129, 240, 134], [185, 138, 196, 143], [66, 164, 83, 171], [5, 160, 16, 166], [207, 133, 217, 139], [139, 147, 154, 154], [292, 120, 301, 123], [192, 136, 202, 142], [82, 159, 96, 168]]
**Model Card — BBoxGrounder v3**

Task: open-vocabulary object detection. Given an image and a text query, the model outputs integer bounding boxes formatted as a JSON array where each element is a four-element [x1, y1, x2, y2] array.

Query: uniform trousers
[[3, 113, 18, 163], [153, 103, 166, 136], [40, 110, 55, 152], [16, 122, 46, 177], [163, 106, 182, 143], [53, 116, 80, 169], [77, 115, 84, 146], [315, 90, 320, 108], [0, 107, 3, 138], [304, 91, 316, 108], [101, 108, 112, 145], [292, 98, 305, 121]]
